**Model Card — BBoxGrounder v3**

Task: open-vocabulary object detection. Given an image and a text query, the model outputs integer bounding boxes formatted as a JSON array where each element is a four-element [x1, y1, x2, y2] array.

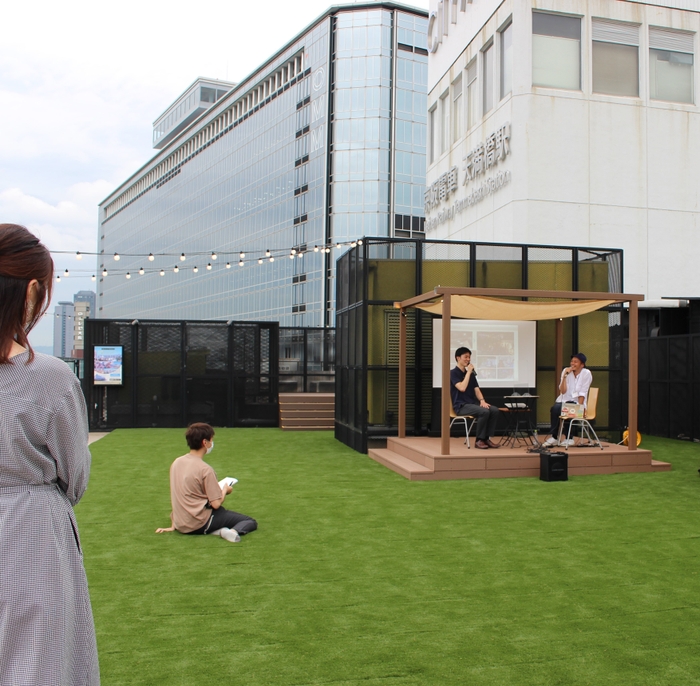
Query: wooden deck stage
[[368, 437, 671, 481]]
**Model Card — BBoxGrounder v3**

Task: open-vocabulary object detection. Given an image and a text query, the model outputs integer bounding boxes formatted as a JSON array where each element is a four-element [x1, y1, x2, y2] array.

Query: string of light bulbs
[[52, 239, 364, 281]]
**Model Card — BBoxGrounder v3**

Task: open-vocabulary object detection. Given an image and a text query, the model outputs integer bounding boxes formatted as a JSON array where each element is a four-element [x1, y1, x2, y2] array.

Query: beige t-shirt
[[169, 454, 222, 533]]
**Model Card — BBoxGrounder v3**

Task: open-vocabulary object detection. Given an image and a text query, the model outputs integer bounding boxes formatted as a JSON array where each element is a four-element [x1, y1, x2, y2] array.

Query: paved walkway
[[88, 432, 110, 445]]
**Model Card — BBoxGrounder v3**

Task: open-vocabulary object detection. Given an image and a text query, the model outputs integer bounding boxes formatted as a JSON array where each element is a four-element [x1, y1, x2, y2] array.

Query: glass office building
[[97, 2, 428, 328]]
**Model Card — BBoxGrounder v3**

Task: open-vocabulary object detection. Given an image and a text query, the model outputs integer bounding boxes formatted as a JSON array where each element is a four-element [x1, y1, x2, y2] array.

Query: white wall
[[426, 0, 700, 299]]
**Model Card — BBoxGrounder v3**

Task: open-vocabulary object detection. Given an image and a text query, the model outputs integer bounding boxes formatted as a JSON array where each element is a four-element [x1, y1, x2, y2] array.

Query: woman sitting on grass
[[156, 422, 257, 543]]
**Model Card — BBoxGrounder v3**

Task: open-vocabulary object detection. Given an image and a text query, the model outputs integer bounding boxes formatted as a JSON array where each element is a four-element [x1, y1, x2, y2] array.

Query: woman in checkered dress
[[0, 224, 99, 685]]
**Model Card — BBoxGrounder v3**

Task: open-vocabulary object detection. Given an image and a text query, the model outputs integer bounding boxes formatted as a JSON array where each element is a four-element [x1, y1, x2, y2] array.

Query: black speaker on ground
[[540, 451, 568, 482]]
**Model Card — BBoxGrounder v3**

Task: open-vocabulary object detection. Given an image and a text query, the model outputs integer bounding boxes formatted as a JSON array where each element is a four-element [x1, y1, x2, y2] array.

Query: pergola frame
[[394, 287, 643, 456]]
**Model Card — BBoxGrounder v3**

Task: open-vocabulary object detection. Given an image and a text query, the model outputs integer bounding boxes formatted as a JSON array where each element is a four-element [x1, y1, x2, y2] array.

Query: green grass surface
[[79, 430, 700, 685]]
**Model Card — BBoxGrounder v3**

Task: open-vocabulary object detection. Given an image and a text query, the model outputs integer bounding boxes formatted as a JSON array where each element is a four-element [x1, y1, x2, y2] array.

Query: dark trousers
[[190, 507, 258, 536], [457, 403, 500, 440]]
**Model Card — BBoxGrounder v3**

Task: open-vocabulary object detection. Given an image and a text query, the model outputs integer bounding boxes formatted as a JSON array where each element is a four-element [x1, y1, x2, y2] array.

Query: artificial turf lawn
[[78, 430, 700, 686]]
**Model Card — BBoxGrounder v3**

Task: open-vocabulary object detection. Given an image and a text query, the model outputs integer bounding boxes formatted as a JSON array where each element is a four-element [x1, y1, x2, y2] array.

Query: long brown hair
[[0, 224, 54, 363]]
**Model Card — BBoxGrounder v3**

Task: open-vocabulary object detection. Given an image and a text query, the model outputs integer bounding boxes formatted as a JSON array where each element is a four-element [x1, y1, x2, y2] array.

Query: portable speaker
[[540, 451, 568, 482]]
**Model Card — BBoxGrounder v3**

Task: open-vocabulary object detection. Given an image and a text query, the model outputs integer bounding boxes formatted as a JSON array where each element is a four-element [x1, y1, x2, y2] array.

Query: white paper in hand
[[218, 477, 238, 488]]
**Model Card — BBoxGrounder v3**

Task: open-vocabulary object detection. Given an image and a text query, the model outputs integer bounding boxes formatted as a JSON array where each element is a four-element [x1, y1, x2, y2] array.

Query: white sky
[[1, 0, 429, 347]]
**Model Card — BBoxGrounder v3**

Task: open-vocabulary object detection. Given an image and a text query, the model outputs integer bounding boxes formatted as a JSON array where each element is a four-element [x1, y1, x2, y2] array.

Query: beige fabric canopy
[[416, 296, 616, 321]]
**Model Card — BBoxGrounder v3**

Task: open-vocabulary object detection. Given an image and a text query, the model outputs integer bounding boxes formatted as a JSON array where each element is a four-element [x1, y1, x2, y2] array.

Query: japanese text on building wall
[[424, 122, 511, 214]]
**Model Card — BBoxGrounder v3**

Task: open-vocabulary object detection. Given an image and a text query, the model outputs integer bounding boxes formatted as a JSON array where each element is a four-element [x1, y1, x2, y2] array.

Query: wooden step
[[279, 393, 335, 431], [279, 393, 334, 403], [368, 449, 433, 480]]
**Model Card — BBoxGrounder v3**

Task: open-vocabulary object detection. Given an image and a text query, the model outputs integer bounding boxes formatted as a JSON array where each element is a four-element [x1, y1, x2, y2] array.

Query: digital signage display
[[93, 346, 123, 385]]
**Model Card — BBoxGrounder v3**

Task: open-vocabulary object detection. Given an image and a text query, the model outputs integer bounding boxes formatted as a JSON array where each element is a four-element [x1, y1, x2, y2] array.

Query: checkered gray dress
[[0, 351, 99, 685]]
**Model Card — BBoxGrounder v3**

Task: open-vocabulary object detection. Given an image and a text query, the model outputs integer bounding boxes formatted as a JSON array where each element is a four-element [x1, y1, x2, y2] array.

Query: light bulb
[[126, 272, 131, 279], [358, 239, 363, 245], [297, 252, 303, 258], [206, 263, 212, 270], [314, 246, 319, 252], [336, 243, 341, 249], [269, 256, 274, 262], [193, 266, 198, 273], [291, 248, 297, 255], [289, 253, 295, 260], [148, 253, 155, 261], [351, 241, 357, 247], [265, 249, 270, 257], [114, 253, 120, 261], [211, 252, 217, 260], [64, 269, 69, 277], [239, 260, 244, 267], [139, 267, 144, 275], [91, 275, 96, 281], [174, 265, 179, 273], [258, 258, 263, 264], [159, 269, 165, 276], [56, 275, 61, 282], [76, 251, 82, 260], [102, 269, 108, 276], [226, 262, 231, 269], [180, 253, 186, 261], [239, 252, 245, 259]]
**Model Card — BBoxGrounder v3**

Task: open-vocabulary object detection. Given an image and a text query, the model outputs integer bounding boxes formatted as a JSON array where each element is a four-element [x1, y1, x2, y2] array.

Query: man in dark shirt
[[450, 346, 500, 449]]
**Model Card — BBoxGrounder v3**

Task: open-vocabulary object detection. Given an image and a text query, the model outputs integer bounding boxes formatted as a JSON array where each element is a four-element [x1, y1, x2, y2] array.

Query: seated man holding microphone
[[543, 353, 592, 448], [450, 346, 500, 449]]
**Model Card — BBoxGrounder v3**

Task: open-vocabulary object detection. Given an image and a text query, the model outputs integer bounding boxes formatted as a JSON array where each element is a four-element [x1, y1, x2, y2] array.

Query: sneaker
[[543, 436, 558, 447], [559, 439, 575, 447], [218, 528, 241, 543]]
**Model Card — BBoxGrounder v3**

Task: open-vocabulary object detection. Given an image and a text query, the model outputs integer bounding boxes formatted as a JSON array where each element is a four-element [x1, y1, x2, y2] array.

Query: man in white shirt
[[543, 353, 592, 447]]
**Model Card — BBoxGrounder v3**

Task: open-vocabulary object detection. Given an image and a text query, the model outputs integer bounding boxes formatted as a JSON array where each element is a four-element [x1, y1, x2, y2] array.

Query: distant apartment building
[[52, 302, 74, 358], [52, 291, 96, 358], [97, 2, 428, 327]]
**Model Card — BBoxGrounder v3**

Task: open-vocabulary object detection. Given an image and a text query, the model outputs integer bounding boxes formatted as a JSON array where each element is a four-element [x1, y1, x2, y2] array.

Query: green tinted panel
[[421, 260, 470, 291], [528, 262, 573, 291], [578, 262, 609, 292], [475, 261, 521, 288], [367, 260, 415, 301]]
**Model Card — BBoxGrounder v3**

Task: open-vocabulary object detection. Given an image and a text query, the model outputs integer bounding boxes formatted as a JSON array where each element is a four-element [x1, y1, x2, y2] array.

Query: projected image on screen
[[475, 331, 516, 381], [433, 319, 536, 389]]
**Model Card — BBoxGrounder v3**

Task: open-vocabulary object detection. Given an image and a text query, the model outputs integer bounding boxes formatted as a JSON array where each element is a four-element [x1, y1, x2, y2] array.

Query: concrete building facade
[[425, 0, 700, 300]]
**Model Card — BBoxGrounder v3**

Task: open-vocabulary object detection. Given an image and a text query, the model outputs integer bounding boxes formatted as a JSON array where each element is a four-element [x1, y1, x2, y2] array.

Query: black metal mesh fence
[[335, 237, 626, 453], [84, 319, 280, 430]]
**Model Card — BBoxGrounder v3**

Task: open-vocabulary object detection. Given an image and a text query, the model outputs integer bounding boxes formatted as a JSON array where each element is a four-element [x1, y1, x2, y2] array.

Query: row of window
[[429, 14, 695, 164], [105, 52, 307, 220], [535, 14, 694, 103], [430, 21, 513, 162]]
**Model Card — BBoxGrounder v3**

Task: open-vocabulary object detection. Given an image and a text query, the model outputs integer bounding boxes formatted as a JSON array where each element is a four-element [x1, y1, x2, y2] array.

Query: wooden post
[[628, 300, 639, 451], [441, 295, 452, 456], [555, 318, 564, 400], [398, 308, 406, 439]]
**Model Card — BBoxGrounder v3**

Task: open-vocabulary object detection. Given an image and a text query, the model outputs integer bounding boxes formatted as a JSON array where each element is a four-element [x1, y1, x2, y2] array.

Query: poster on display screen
[[93, 346, 123, 385], [432, 319, 537, 388]]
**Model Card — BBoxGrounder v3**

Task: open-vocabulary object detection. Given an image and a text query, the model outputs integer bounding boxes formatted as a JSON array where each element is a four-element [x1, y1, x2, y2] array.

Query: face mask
[[206, 441, 214, 454]]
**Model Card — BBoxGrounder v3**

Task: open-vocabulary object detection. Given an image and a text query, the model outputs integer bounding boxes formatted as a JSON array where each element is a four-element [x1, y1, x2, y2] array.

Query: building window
[[649, 27, 694, 104], [592, 19, 639, 97], [452, 75, 463, 142], [482, 41, 494, 115], [500, 21, 513, 99], [532, 12, 581, 90], [466, 59, 478, 130], [428, 104, 437, 163], [440, 91, 449, 154]]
